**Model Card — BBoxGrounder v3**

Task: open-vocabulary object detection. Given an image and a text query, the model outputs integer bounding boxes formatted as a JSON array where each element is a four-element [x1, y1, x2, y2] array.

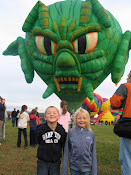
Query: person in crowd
[[0, 97, 6, 145], [11, 108, 17, 127], [114, 115, 120, 125], [36, 106, 67, 175], [17, 105, 30, 148], [58, 101, 71, 132], [61, 108, 97, 175], [16, 110, 20, 127], [110, 70, 131, 175], [70, 109, 75, 128], [35, 107, 39, 118], [29, 109, 40, 146]]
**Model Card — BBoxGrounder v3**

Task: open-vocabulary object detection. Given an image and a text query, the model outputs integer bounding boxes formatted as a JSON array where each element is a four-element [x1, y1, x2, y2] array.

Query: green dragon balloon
[[3, 0, 131, 110]]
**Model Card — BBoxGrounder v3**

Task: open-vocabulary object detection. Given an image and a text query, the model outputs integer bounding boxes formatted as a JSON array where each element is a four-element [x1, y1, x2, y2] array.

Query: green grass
[[0, 121, 121, 175]]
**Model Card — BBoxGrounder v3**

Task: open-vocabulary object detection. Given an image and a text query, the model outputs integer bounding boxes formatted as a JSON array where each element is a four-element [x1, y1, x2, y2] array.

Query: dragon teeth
[[68, 77, 71, 81], [64, 77, 67, 81], [54, 78, 60, 91], [77, 77, 82, 91], [54, 77, 83, 92]]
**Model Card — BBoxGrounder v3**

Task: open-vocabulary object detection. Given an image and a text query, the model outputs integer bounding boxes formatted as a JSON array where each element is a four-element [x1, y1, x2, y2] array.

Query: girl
[[58, 101, 71, 132], [61, 108, 97, 175], [29, 109, 39, 146], [17, 105, 30, 148]]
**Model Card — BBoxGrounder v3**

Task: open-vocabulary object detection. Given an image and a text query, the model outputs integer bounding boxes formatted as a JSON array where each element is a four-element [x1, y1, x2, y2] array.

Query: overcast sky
[[0, 0, 131, 112]]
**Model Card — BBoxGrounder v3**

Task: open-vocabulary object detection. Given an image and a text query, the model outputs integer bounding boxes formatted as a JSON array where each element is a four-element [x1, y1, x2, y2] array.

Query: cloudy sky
[[0, 0, 131, 112]]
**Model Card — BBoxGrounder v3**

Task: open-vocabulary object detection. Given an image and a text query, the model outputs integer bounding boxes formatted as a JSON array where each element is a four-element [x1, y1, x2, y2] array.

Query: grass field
[[0, 121, 121, 175]]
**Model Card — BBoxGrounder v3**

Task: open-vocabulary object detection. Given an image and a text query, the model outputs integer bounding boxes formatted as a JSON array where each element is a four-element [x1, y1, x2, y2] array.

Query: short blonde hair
[[74, 108, 92, 131], [45, 106, 59, 115]]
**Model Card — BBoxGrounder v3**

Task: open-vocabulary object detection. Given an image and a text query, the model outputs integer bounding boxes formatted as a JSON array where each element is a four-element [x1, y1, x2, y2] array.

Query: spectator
[[70, 109, 75, 128], [35, 107, 39, 118], [110, 70, 131, 175], [29, 109, 40, 146], [0, 97, 6, 145], [114, 115, 120, 125], [16, 110, 20, 127], [11, 108, 17, 127], [17, 105, 30, 148], [58, 101, 71, 132]]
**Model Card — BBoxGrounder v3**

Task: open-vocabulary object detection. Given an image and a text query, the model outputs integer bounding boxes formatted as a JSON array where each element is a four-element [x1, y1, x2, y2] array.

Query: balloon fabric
[[82, 93, 103, 118], [3, 0, 131, 111]]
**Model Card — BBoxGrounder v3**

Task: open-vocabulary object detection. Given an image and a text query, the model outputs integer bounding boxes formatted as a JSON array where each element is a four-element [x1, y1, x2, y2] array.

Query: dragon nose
[[56, 52, 76, 68]]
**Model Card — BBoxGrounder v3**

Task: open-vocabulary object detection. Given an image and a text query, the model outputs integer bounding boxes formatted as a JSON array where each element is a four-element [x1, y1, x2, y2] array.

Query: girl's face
[[76, 112, 87, 128], [62, 104, 67, 114]]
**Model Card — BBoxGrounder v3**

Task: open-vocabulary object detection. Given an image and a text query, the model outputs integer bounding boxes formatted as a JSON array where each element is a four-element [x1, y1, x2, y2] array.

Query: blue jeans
[[119, 137, 131, 175], [37, 159, 60, 175], [70, 169, 90, 175]]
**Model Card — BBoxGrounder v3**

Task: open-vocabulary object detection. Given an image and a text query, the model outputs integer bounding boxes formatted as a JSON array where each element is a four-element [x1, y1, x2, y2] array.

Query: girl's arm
[[61, 133, 70, 175], [92, 135, 97, 175]]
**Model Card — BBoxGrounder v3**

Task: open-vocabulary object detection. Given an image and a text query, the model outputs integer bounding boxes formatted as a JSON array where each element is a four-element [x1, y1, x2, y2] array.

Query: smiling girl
[[61, 108, 97, 175]]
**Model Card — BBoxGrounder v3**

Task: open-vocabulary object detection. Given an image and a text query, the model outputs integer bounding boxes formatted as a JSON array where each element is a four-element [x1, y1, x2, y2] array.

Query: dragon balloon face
[[3, 0, 131, 110]]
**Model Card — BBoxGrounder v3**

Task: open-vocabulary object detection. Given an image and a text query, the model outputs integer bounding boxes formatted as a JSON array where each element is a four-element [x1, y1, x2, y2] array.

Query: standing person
[[61, 108, 97, 175], [36, 106, 67, 175], [35, 107, 39, 118], [11, 108, 17, 127], [17, 105, 30, 148], [0, 97, 6, 145], [114, 115, 120, 125], [58, 101, 71, 132], [16, 110, 20, 127], [110, 71, 131, 175], [29, 109, 40, 146], [70, 109, 75, 128]]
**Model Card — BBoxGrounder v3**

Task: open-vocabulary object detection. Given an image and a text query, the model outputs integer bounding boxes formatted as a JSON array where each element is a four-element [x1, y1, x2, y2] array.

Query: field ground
[[0, 121, 121, 175]]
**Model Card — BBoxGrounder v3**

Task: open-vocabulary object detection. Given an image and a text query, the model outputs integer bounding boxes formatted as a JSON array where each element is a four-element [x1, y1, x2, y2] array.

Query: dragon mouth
[[54, 77, 83, 92]]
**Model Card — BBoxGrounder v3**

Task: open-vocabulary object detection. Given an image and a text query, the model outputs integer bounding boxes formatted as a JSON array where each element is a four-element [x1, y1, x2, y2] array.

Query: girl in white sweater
[[17, 105, 30, 148]]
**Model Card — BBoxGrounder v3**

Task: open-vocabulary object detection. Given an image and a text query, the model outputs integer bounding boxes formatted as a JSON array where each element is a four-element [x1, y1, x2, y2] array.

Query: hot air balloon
[[82, 93, 103, 118], [96, 110, 114, 125]]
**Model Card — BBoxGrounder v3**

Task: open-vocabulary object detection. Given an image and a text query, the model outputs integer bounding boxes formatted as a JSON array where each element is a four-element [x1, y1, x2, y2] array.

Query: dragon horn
[[91, 0, 111, 28], [22, 1, 49, 32], [79, 1, 92, 26], [82, 79, 94, 100], [42, 82, 57, 99]]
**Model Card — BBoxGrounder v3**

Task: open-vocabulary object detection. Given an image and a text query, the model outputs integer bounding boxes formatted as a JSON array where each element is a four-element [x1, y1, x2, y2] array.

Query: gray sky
[[0, 0, 131, 112]]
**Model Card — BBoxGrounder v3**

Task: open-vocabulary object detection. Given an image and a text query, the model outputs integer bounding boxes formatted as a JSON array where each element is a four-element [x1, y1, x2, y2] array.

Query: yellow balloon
[[101, 100, 110, 111], [97, 110, 114, 125]]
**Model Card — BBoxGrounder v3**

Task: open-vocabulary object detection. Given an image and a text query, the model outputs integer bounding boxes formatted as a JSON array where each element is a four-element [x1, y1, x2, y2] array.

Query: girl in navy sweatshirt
[[61, 108, 97, 175]]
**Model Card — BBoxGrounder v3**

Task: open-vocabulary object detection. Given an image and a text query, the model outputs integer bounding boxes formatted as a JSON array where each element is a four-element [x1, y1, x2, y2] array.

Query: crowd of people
[[0, 71, 131, 175]]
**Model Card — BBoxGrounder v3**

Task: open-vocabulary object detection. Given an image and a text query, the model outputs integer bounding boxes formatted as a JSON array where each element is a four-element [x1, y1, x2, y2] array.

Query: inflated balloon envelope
[[3, 0, 131, 111]]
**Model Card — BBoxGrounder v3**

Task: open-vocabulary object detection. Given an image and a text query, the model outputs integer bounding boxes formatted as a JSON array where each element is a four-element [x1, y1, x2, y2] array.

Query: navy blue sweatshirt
[[36, 122, 67, 162]]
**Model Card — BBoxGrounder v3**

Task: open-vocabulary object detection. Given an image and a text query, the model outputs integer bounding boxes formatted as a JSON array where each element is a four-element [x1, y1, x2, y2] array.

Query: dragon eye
[[72, 32, 98, 54], [35, 36, 57, 55]]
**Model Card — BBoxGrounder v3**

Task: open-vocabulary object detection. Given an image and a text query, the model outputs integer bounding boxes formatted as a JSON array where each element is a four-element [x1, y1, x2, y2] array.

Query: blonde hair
[[74, 108, 92, 131]]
